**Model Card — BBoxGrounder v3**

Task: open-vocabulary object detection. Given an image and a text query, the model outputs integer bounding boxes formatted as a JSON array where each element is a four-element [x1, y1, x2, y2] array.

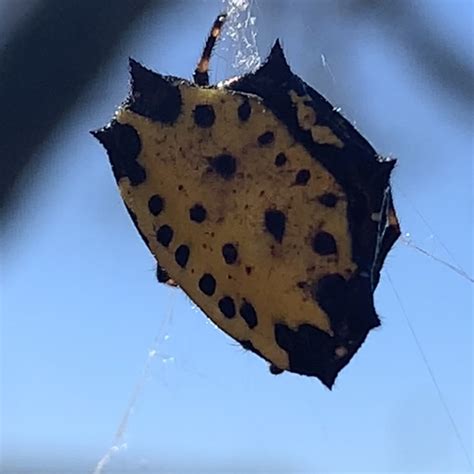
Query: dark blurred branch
[[0, 0, 164, 216], [349, 0, 474, 105]]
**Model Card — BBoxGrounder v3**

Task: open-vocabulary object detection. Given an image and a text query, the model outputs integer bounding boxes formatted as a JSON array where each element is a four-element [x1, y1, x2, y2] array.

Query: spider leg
[[193, 13, 227, 86]]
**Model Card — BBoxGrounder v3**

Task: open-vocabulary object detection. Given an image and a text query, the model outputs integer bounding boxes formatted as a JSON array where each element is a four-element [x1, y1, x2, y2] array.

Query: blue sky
[[1, 1, 472, 473]]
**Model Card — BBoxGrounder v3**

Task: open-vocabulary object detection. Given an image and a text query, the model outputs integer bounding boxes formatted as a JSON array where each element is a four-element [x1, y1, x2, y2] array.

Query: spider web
[[92, 294, 176, 474], [220, 0, 261, 75]]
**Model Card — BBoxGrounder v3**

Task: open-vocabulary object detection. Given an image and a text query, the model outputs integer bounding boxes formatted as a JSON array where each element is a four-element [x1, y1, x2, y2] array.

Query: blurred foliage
[[0, 0, 164, 216], [349, 0, 474, 104], [0, 0, 472, 221]]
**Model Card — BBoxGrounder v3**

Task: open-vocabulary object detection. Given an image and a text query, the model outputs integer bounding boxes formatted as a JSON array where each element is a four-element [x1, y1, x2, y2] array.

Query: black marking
[[222, 243, 238, 264], [218, 296, 236, 318], [270, 365, 284, 375], [239, 300, 258, 329], [264, 209, 286, 243], [156, 225, 173, 247], [148, 194, 164, 216], [193, 104, 215, 128], [294, 169, 310, 185], [313, 273, 379, 338], [92, 121, 145, 186], [274, 271, 381, 387], [312, 273, 347, 329], [312, 231, 337, 255], [175, 244, 190, 268], [274, 152, 287, 167], [275, 323, 341, 389], [199, 273, 216, 296], [189, 204, 207, 223], [238, 99, 251, 121], [128, 58, 182, 124], [210, 154, 237, 179], [318, 193, 338, 207], [156, 264, 170, 283], [258, 131, 275, 145]]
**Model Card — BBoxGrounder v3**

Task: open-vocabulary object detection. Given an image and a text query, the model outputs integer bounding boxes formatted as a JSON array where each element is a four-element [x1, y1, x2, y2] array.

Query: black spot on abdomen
[[312, 231, 337, 255], [258, 131, 274, 145], [264, 209, 286, 243], [218, 296, 236, 318], [175, 244, 190, 268], [199, 273, 216, 296], [210, 154, 237, 180], [238, 99, 251, 121], [156, 225, 173, 247], [92, 121, 145, 186], [222, 243, 238, 264], [294, 169, 310, 185], [189, 204, 207, 223], [274, 153, 287, 167], [148, 194, 164, 216], [193, 105, 215, 127], [239, 300, 258, 328]]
